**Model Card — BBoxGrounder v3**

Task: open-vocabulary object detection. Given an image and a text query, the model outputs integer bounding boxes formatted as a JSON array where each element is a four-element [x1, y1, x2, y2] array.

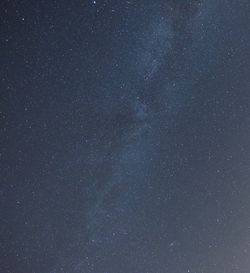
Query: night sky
[[1, 1, 250, 272]]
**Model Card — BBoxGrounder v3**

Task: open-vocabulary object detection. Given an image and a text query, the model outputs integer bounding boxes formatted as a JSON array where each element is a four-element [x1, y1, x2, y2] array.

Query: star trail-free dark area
[[1, 1, 250, 272]]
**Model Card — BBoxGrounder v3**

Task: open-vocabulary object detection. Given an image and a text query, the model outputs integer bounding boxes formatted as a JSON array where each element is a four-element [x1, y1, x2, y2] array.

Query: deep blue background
[[1, 1, 250, 272]]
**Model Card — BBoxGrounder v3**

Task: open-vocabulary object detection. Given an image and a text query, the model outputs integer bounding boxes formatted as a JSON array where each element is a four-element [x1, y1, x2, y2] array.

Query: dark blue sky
[[1, 1, 250, 272]]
